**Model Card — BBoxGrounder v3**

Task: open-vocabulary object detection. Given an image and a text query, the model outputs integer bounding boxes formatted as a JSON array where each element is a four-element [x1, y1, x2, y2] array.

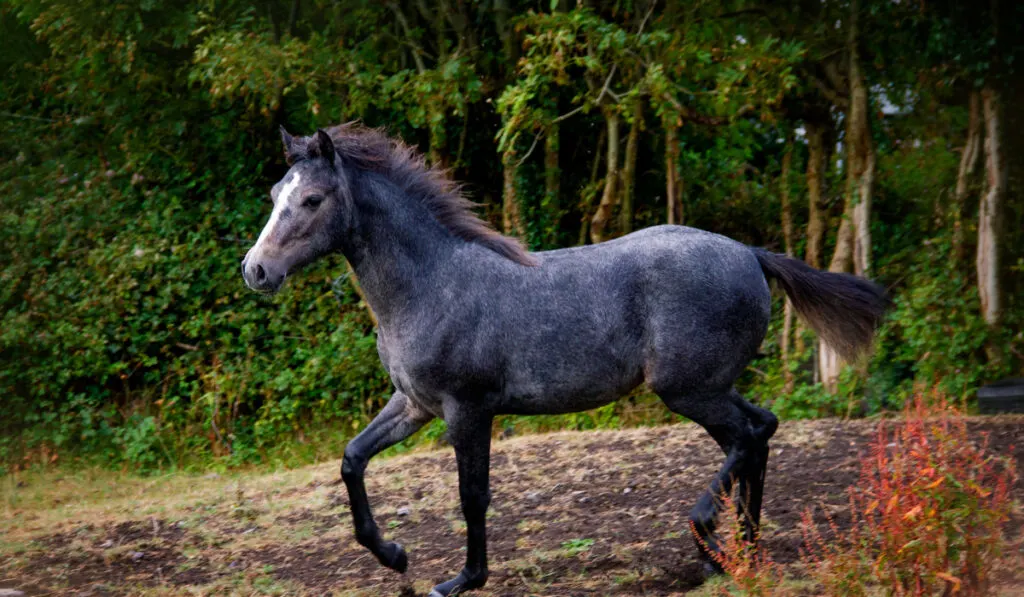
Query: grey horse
[[241, 124, 887, 596]]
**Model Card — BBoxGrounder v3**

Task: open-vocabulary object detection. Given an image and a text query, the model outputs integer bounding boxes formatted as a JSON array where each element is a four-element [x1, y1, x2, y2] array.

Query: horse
[[241, 124, 887, 596]]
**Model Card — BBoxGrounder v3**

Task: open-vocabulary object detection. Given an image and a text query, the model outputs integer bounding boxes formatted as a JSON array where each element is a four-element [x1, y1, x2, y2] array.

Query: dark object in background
[[977, 379, 1024, 414]]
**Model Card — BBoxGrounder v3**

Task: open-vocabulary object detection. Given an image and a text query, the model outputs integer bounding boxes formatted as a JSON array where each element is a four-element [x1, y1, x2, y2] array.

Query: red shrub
[[693, 493, 793, 597], [802, 393, 1017, 596]]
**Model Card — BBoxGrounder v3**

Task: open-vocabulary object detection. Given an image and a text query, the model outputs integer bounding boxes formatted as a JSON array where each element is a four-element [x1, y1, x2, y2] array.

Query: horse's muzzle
[[242, 254, 286, 293]]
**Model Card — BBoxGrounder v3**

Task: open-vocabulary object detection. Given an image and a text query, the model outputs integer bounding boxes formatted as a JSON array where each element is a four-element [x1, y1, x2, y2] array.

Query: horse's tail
[[753, 248, 888, 362]]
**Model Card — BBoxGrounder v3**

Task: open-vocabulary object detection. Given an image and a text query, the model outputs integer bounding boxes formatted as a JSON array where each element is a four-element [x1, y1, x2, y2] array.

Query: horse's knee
[[341, 444, 366, 481], [749, 406, 778, 443], [461, 487, 491, 518], [689, 492, 717, 532]]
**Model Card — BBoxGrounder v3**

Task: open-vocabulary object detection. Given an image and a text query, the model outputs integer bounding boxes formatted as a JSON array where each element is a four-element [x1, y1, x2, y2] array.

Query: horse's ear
[[280, 126, 294, 154], [314, 129, 335, 165]]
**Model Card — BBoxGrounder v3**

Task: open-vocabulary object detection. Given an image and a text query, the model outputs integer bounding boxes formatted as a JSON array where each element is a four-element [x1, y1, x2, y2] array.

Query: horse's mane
[[286, 122, 536, 267]]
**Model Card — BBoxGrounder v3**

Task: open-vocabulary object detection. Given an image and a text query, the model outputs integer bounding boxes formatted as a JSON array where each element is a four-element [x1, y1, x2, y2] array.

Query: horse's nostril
[[255, 264, 266, 282]]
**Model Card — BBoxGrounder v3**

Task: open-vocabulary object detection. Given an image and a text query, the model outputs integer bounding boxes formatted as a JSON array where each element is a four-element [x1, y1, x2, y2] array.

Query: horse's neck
[[341, 176, 456, 326]]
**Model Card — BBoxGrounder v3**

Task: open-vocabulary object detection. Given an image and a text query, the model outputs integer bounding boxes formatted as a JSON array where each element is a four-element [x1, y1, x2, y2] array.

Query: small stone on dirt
[[623, 487, 633, 494], [130, 551, 145, 561], [99, 539, 114, 548], [525, 491, 542, 501], [0, 589, 26, 597], [397, 506, 411, 516]]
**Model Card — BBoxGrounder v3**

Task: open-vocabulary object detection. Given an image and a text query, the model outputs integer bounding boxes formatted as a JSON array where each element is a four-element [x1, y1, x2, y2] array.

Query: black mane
[[287, 123, 537, 267]]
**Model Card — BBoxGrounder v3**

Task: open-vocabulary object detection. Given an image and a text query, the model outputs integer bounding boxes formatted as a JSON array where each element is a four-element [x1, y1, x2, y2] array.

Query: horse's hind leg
[[658, 389, 777, 574], [734, 399, 777, 542], [341, 391, 433, 573]]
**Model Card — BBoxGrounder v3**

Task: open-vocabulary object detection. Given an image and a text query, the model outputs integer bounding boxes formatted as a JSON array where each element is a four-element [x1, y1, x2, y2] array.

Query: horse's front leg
[[430, 405, 493, 597], [341, 391, 433, 572]]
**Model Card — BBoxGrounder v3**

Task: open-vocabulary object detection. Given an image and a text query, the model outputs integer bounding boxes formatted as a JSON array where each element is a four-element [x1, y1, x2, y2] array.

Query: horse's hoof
[[378, 541, 408, 573], [428, 568, 486, 596]]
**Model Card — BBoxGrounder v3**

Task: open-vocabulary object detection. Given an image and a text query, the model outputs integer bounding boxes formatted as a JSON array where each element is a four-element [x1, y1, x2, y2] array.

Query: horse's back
[[535, 225, 768, 314]]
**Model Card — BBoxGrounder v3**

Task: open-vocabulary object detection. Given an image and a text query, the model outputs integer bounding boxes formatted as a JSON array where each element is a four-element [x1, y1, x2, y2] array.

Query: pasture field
[[2, 417, 1022, 596]]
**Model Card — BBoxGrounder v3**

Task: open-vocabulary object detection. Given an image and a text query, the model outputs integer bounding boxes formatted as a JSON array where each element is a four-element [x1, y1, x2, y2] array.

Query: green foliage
[[0, 1, 393, 471], [1, 0, 1021, 472]]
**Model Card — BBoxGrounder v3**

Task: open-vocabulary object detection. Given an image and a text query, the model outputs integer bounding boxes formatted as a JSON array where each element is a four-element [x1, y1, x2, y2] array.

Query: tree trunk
[[590, 109, 621, 244], [286, 0, 301, 37], [544, 121, 561, 246], [664, 117, 683, 225], [779, 133, 796, 393], [846, 0, 874, 279], [502, 149, 526, 239], [493, 0, 518, 72], [819, 172, 857, 394], [579, 127, 606, 245], [954, 91, 983, 264], [977, 84, 1005, 362], [619, 100, 643, 235], [804, 119, 828, 270], [821, 0, 874, 393], [827, 213, 855, 274]]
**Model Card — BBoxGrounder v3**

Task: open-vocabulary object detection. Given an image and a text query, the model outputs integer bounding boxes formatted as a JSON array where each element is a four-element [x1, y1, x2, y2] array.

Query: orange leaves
[[935, 572, 962, 592], [801, 390, 1017, 596], [693, 493, 794, 597]]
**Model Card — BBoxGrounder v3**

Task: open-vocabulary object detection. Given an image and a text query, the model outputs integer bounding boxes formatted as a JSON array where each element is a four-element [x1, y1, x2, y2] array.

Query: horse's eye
[[303, 195, 324, 209]]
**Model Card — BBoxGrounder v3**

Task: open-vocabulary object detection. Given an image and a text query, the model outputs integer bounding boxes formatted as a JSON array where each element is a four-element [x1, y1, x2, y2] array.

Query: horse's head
[[242, 128, 352, 293]]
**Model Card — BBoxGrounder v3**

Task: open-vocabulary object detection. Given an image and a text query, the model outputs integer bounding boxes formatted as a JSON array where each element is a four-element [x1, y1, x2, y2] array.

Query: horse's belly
[[497, 358, 644, 415]]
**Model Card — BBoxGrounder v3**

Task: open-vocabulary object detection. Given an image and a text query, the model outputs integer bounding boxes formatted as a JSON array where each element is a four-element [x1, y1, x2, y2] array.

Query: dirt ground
[[2, 417, 1022, 596]]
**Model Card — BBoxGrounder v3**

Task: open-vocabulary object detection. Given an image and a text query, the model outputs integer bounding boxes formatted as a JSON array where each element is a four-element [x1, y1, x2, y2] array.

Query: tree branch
[[808, 73, 849, 109], [636, 0, 657, 36], [553, 105, 586, 124], [388, 1, 428, 73], [0, 110, 59, 123], [595, 64, 619, 105], [515, 130, 543, 168]]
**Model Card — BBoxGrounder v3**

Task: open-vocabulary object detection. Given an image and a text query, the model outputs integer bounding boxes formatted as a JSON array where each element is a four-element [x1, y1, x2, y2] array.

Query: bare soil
[[2, 417, 1022, 596]]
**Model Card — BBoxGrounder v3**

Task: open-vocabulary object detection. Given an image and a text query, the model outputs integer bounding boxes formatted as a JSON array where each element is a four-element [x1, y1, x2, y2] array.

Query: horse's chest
[[378, 328, 497, 414], [377, 337, 452, 413]]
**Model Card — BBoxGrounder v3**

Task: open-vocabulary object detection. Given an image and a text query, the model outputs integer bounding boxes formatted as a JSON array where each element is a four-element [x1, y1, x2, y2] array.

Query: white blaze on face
[[251, 172, 302, 259]]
